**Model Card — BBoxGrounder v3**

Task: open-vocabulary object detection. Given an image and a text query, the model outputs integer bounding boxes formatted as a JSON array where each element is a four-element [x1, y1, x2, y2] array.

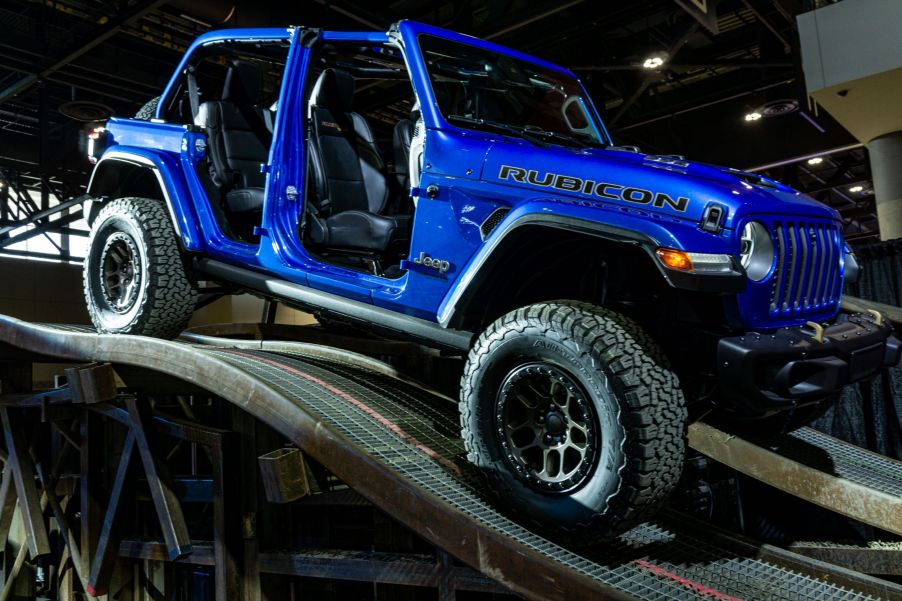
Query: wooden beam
[[125, 397, 192, 560], [0, 537, 28, 601], [211, 439, 241, 600], [66, 364, 117, 405], [87, 431, 135, 596], [689, 422, 902, 536], [0, 407, 49, 557], [258, 549, 509, 594], [841, 295, 902, 327], [0, 464, 16, 550], [118, 540, 215, 566], [35, 463, 92, 596], [80, 411, 104, 595], [0, 444, 70, 600]]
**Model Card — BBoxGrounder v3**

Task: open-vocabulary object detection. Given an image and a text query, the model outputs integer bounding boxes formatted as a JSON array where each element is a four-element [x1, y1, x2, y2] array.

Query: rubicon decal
[[498, 165, 689, 212]]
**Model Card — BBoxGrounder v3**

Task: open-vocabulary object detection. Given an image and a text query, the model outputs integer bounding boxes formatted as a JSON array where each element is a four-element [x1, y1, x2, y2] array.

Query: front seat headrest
[[310, 68, 355, 113], [222, 60, 262, 105]]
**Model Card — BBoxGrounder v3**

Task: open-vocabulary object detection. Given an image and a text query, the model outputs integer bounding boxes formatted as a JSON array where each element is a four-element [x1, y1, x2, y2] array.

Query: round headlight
[[740, 221, 774, 281]]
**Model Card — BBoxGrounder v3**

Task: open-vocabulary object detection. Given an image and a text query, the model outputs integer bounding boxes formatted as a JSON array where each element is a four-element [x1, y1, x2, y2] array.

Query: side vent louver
[[480, 208, 510, 240]]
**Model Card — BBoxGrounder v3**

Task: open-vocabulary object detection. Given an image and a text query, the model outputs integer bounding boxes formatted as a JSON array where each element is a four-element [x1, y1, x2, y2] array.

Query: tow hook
[[805, 321, 826, 343], [867, 309, 884, 327]]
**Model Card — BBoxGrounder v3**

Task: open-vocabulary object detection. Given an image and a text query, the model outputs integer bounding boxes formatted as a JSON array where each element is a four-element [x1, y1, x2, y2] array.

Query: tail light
[[86, 126, 108, 164]]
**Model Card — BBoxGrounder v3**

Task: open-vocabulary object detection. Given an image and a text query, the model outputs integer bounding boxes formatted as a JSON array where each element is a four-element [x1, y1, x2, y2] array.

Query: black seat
[[196, 60, 272, 222], [306, 69, 409, 253]]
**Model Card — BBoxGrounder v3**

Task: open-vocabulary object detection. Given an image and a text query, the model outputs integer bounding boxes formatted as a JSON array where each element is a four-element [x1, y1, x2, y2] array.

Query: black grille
[[770, 221, 842, 316], [480, 208, 509, 239]]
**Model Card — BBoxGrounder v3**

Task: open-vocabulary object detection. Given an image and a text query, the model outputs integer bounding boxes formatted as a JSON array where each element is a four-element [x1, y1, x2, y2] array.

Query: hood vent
[[727, 170, 777, 189]]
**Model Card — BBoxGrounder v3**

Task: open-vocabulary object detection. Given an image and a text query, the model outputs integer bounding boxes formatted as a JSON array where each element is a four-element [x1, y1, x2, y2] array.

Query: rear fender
[[86, 147, 203, 251]]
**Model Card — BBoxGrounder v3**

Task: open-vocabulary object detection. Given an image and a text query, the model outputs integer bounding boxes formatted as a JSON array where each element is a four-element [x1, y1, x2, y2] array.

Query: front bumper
[[717, 312, 901, 417]]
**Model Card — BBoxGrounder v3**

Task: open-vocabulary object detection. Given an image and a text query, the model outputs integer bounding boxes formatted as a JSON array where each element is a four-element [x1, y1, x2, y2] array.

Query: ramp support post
[[87, 430, 136, 596], [125, 396, 193, 560], [0, 407, 50, 558]]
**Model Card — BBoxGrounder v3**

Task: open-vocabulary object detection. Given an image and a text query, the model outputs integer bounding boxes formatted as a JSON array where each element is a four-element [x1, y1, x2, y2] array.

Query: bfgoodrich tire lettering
[[460, 301, 687, 545], [84, 197, 196, 339]]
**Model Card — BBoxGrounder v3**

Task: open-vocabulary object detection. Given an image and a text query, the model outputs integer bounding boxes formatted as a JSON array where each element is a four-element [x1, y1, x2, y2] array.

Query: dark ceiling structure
[[0, 0, 878, 261]]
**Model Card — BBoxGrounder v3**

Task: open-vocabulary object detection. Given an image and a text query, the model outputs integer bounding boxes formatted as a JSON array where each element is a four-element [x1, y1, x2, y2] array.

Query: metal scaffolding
[[0, 166, 87, 262]]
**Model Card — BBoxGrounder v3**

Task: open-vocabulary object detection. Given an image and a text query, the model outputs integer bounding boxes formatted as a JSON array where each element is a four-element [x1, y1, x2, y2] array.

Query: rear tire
[[460, 301, 687, 545], [84, 198, 196, 339]]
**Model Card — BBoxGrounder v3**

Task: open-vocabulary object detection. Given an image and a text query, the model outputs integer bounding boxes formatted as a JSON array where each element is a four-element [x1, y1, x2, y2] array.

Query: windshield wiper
[[448, 115, 599, 149], [447, 115, 550, 147], [521, 125, 591, 148]]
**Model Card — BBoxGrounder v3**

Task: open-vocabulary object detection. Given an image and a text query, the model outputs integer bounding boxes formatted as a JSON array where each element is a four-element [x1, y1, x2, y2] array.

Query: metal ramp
[[1, 316, 901, 600], [689, 422, 902, 536]]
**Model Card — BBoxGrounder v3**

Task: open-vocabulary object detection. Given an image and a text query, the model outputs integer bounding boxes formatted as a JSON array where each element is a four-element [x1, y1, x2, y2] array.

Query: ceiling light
[[849, 185, 864, 193], [642, 55, 665, 69], [807, 157, 824, 165], [744, 111, 762, 122]]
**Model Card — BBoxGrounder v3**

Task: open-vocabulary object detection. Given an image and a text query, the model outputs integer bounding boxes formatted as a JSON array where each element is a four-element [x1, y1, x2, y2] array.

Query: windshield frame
[[406, 26, 612, 147]]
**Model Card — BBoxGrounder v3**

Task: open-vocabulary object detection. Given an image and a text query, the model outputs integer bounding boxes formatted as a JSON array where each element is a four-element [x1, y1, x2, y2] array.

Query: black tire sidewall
[[466, 325, 626, 525], [135, 96, 160, 121], [85, 210, 150, 332]]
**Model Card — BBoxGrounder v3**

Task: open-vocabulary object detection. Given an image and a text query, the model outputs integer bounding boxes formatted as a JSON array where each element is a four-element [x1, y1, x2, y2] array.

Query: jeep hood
[[481, 141, 840, 229]]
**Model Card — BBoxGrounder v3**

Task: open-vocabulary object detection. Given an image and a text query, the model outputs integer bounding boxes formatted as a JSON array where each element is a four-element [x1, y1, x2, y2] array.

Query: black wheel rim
[[495, 363, 599, 493], [98, 232, 142, 314]]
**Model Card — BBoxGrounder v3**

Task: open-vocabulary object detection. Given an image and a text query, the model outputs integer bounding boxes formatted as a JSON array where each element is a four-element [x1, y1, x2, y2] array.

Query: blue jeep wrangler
[[82, 21, 900, 543]]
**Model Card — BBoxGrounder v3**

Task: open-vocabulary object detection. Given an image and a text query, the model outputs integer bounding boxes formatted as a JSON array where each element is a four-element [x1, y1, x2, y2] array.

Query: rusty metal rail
[[787, 542, 902, 576], [689, 422, 902, 536], [2, 317, 902, 600]]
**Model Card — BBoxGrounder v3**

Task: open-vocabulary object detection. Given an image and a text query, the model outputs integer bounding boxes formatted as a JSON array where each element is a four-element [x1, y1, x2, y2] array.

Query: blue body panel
[[95, 22, 847, 333], [97, 119, 204, 251]]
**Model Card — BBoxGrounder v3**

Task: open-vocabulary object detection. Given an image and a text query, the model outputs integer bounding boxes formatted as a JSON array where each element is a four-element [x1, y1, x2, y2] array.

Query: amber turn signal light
[[656, 248, 693, 271]]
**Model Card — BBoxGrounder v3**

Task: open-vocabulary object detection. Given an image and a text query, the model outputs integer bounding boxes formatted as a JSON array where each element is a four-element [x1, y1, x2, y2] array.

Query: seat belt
[[185, 66, 200, 121]]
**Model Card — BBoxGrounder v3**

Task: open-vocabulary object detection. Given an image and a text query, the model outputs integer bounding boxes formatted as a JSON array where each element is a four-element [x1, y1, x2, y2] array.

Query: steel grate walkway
[[790, 427, 902, 498]]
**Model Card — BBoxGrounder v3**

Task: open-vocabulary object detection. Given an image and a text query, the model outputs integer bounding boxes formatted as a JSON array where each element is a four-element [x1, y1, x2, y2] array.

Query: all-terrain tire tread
[[84, 197, 196, 339], [134, 97, 160, 121], [460, 300, 687, 546]]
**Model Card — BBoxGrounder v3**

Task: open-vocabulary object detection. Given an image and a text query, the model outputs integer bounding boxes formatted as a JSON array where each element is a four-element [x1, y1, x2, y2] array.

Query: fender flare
[[437, 207, 744, 327], [86, 148, 203, 251]]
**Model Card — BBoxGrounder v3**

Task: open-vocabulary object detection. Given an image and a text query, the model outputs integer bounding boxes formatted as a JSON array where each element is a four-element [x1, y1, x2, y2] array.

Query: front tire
[[460, 301, 687, 545], [84, 198, 196, 339]]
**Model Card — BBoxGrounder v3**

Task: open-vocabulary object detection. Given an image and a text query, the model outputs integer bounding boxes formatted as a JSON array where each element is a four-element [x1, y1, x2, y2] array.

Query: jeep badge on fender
[[413, 251, 450, 274]]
